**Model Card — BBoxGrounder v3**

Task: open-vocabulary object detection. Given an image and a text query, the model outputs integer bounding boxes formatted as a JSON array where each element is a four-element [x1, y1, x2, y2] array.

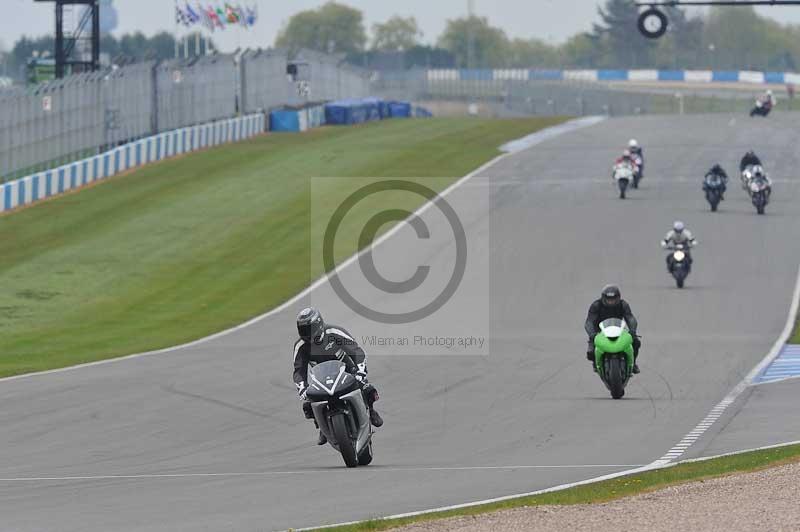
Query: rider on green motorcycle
[[584, 285, 641, 374]]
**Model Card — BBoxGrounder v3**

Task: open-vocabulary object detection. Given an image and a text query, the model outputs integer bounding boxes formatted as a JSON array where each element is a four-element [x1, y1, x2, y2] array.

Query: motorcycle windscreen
[[599, 318, 627, 338], [307, 360, 357, 398]]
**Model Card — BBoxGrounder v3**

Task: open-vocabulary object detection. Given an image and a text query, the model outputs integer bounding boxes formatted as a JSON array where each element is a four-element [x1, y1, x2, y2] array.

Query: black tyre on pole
[[638, 8, 668, 39]]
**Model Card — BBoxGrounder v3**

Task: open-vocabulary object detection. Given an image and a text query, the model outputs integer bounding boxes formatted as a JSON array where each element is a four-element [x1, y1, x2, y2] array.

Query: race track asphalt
[[0, 114, 798, 532]]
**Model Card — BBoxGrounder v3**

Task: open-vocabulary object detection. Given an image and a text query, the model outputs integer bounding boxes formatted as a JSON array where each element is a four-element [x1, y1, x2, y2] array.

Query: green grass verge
[[0, 117, 567, 377], [318, 443, 800, 532]]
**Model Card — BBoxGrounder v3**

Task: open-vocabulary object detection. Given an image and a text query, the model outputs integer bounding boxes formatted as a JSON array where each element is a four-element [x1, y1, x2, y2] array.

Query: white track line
[[0, 117, 606, 385], [297, 438, 800, 532], [651, 264, 800, 467], [0, 464, 644, 483]]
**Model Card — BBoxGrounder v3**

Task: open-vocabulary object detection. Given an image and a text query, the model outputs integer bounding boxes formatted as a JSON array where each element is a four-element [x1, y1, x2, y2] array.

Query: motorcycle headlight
[[674, 251, 685, 261]]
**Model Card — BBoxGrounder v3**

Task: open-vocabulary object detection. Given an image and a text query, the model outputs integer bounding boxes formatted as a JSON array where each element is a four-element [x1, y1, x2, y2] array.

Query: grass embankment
[[320, 444, 800, 532], [0, 117, 566, 377]]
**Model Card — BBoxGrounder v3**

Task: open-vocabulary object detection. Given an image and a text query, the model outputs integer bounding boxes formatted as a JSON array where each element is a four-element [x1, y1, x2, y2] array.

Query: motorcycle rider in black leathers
[[585, 285, 641, 374], [739, 151, 762, 172], [703, 163, 728, 200], [293, 307, 383, 446]]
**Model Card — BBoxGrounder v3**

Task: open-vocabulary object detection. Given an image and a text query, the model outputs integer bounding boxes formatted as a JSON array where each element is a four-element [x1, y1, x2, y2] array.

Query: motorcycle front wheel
[[606, 357, 626, 399], [331, 413, 358, 468]]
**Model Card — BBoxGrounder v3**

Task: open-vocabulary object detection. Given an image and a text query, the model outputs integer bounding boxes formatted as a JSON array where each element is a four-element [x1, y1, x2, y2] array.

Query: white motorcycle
[[613, 163, 635, 199]]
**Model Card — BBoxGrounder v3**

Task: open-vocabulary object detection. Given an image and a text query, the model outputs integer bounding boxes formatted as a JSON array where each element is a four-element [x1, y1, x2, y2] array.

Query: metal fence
[[371, 69, 800, 118], [0, 48, 372, 182]]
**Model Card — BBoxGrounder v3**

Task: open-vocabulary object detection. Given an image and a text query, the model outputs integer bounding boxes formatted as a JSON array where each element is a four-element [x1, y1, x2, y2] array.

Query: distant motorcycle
[[593, 318, 635, 399], [306, 360, 374, 468], [631, 153, 644, 188], [703, 173, 725, 212], [613, 163, 635, 199], [741, 165, 755, 191], [665, 242, 692, 288], [750, 98, 773, 117], [749, 177, 771, 215]]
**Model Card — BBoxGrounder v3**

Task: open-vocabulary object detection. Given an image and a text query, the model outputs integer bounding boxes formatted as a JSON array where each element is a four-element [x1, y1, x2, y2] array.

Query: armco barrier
[[0, 113, 265, 214]]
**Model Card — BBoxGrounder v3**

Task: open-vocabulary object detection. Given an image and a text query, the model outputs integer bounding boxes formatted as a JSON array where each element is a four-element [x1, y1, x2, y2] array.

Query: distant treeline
[[2, 32, 214, 80], [281, 1, 800, 71]]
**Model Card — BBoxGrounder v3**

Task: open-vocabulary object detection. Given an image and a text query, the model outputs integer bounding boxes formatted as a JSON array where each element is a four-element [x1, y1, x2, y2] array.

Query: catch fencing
[[0, 48, 371, 183], [372, 68, 800, 118]]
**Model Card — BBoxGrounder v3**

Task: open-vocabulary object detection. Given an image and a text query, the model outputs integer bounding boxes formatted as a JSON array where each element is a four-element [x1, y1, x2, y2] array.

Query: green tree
[[372, 16, 422, 51], [275, 2, 367, 55], [506, 38, 559, 68], [560, 33, 601, 68], [592, 0, 656, 67], [437, 16, 509, 68], [652, 7, 704, 69]]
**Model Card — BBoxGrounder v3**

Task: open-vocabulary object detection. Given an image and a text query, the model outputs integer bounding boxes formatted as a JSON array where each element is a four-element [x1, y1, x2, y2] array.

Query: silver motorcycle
[[306, 360, 374, 468]]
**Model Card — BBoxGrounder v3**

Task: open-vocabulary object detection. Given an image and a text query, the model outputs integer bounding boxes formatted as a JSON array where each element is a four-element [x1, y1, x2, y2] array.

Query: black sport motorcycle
[[631, 153, 644, 189], [306, 360, 374, 468], [665, 242, 692, 288], [750, 99, 772, 117], [703, 173, 725, 212], [749, 177, 771, 215]]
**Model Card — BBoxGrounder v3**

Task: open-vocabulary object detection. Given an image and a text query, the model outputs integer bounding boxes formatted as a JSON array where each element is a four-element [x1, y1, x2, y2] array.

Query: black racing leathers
[[584, 299, 641, 360], [740, 154, 762, 172]]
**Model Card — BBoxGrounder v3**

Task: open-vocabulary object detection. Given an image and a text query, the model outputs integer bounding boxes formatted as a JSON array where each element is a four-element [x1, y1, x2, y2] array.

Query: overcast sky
[[3, 0, 800, 53]]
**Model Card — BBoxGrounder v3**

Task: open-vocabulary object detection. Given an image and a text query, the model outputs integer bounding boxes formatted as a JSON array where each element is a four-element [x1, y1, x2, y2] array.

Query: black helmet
[[297, 307, 325, 342], [600, 284, 621, 307], [711, 163, 723, 172]]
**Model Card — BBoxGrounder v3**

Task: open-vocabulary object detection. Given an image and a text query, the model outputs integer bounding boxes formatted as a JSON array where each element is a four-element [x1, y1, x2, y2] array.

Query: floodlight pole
[[35, 0, 100, 78]]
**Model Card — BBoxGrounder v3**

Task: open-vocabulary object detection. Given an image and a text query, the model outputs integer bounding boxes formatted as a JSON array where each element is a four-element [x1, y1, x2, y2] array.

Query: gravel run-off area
[[394, 461, 800, 532]]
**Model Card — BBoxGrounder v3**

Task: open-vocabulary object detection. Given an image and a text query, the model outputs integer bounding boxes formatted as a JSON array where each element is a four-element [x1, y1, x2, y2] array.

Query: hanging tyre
[[638, 8, 668, 39]]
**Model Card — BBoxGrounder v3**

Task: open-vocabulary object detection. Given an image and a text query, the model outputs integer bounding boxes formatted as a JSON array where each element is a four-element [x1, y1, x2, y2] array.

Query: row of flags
[[175, 2, 258, 31]]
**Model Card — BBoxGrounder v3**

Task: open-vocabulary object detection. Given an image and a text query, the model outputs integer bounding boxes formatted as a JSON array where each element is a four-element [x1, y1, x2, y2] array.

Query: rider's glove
[[296, 381, 308, 401]]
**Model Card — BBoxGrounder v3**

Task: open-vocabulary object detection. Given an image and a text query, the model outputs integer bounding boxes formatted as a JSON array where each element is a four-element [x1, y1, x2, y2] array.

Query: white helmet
[[628, 139, 639, 149], [673, 221, 685, 233]]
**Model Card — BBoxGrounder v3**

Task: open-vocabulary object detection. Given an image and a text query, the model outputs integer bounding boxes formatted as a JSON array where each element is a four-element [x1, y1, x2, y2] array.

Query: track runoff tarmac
[[0, 114, 798, 532]]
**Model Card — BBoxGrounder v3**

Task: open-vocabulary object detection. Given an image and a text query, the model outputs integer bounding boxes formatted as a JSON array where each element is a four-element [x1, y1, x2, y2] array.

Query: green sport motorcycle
[[594, 318, 635, 399]]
